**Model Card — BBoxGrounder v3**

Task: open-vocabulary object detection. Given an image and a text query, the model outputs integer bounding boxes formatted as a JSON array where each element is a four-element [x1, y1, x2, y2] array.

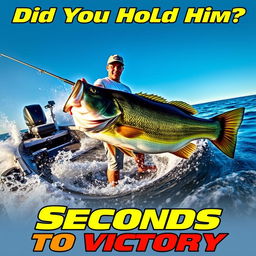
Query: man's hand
[[81, 78, 87, 83]]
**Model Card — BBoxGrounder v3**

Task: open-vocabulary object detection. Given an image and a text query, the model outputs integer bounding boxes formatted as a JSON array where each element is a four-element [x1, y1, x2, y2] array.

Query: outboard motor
[[23, 104, 57, 138]]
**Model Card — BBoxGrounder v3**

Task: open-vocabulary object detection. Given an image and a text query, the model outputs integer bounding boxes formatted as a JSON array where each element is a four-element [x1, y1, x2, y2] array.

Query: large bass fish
[[63, 80, 244, 159]]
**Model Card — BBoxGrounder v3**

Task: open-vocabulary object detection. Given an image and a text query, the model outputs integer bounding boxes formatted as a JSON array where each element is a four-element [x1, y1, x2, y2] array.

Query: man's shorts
[[103, 142, 124, 171]]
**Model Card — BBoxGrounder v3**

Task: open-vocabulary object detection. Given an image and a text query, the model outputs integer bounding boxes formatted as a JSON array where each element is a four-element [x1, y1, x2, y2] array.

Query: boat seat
[[23, 104, 57, 138], [31, 123, 57, 138]]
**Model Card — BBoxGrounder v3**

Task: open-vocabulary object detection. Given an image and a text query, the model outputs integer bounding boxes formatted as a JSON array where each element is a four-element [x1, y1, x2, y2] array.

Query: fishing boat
[[1, 100, 106, 192], [0, 54, 107, 192]]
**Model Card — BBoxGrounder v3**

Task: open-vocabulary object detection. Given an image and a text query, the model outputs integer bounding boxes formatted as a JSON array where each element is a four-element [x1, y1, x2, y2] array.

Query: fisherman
[[93, 54, 157, 186]]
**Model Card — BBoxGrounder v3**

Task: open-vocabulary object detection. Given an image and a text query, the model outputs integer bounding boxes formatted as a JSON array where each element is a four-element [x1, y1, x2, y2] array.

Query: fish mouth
[[64, 79, 121, 131], [63, 80, 83, 113], [74, 104, 121, 132], [71, 106, 120, 132], [84, 116, 120, 132]]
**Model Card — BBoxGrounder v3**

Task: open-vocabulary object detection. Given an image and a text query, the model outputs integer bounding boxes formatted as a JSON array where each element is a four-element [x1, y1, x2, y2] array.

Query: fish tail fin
[[211, 107, 245, 158]]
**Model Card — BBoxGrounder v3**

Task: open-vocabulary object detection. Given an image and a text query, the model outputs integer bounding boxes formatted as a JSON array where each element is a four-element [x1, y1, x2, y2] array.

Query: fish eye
[[89, 87, 97, 94]]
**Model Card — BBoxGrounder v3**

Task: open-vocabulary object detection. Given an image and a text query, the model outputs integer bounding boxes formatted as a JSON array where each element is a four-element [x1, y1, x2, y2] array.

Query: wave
[[179, 170, 256, 216], [0, 139, 209, 220]]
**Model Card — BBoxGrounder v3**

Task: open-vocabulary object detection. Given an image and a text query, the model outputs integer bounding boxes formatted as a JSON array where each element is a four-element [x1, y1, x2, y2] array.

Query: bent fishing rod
[[0, 53, 75, 86]]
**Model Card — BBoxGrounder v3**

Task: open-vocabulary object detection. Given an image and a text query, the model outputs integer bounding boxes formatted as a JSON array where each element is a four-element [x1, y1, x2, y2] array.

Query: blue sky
[[0, 0, 255, 133]]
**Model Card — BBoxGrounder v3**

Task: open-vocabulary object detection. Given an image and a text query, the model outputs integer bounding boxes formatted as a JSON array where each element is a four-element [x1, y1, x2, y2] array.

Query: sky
[[0, 0, 255, 133]]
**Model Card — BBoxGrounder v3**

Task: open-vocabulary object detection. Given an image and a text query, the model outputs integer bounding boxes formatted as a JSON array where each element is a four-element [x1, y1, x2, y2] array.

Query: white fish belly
[[86, 132, 192, 153]]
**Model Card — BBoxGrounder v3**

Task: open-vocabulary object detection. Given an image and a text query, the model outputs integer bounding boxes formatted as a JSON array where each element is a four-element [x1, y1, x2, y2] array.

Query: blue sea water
[[178, 95, 256, 213], [0, 95, 255, 216], [0, 132, 9, 141], [136, 94, 256, 214]]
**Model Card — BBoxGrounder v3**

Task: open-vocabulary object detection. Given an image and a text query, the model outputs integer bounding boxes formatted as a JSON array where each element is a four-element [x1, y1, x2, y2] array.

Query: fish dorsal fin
[[136, 93, 198, 115], [171, 143, 197, 159], [115, 125, 144, 138], [169, 101, 198, 115], [136, 92, 168, 104]]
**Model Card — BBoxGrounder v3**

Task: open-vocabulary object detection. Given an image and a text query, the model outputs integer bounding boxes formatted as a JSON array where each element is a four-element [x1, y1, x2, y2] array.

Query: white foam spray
[[0, 114, 21, 173]]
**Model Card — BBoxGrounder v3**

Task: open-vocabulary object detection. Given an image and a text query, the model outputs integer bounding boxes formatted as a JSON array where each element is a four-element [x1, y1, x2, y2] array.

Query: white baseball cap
[[107, 54, 124, 65]]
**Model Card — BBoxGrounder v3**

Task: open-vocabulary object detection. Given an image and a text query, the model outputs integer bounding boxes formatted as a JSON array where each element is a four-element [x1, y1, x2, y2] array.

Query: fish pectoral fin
[[171, 143, 197, 159], [106, 143, 116, 157], [169, 101, 198, 115], [115, 125, 144, 138], [117, 147, 136, 158]]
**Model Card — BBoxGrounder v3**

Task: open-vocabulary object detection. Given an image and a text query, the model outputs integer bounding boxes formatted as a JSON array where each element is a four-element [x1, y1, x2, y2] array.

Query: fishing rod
[[0, 53, 75, 86]]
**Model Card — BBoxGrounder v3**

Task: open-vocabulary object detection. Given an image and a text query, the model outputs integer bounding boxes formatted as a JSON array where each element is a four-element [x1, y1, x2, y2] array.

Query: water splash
[[0, 137, 207, 219], [0, 114, 21, 173], [0, 114, 21, 145], [0, 174, 92, 221]]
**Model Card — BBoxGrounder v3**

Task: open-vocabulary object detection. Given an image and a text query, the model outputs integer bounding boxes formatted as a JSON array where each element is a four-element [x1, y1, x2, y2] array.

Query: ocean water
[[0, 94, 255, 219]]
